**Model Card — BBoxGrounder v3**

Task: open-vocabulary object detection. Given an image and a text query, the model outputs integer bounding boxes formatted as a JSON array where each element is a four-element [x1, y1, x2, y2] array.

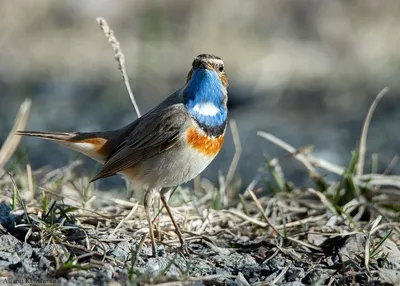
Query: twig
[[272, 264, 290, 285], [96, 17, 141, 118], [356, 87, 389, 176]]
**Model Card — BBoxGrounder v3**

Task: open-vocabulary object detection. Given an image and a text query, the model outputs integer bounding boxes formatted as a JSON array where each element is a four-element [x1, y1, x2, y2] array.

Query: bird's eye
[[218, 64, 224, 72]]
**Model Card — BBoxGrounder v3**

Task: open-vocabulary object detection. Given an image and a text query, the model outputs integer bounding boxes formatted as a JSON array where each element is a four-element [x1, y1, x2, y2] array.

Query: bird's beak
[[199, 62, 213, 70], [186, 62, 213, 83]]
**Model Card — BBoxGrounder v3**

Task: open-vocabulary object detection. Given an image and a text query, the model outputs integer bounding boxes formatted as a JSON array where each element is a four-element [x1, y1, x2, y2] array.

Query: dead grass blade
[[26, 164, 34, 200], [307, 188, 339, 216], [307, 155, 345, 175], [0, 99, 31, 171], [383, 154, 398, 175], [257, 131, 320, 179], [356, 87, 389, 176], [272, 264, 290, 285], [108, 202, 139, 238], [247, 188, 280, 236]]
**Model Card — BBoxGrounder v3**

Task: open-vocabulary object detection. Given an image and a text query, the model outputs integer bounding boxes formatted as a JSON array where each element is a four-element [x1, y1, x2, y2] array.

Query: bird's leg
[[160, 187, 189, 254], [144, 188, 158, 257]]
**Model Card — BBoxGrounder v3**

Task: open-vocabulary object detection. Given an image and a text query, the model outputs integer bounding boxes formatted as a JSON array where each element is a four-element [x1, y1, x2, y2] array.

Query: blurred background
[[1, 0, 400, 190]]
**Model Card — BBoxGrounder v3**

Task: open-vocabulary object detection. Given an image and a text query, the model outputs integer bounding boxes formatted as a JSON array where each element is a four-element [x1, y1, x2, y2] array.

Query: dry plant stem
[[226, 208, 326, 230], [257, 131, 320, 179], [26, 164, 34, 200], [226, 209, 269, 227], [383, 154, 398, 175], [113, 198, 138, 208], [108, 203, 139, 238], [356, 87, 389, 176], [0, 99, 31, 171], [225, 119, 242, 192], [272, 264, 290, 285], [61, 243, 125, 266], [247, 189, 280, 236], [153, 275, 237, 286], [285, 236, 323, 252], [258, 129, 400, 189], [307, 188, 338, 216], [307, 155, 345, 175], [96, 17, 141, 118]]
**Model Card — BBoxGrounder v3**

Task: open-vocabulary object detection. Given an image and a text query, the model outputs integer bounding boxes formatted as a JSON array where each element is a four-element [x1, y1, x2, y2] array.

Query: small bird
[[17, 54, 228, 257]]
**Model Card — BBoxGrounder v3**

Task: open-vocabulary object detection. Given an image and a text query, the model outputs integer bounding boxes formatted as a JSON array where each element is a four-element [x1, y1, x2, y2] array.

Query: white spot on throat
[[193, 102, 220, 116]]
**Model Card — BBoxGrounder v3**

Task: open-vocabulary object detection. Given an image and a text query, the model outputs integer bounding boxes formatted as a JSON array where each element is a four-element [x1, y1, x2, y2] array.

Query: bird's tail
[[16, 130, 113, 163], [16, 131, 80, 142]]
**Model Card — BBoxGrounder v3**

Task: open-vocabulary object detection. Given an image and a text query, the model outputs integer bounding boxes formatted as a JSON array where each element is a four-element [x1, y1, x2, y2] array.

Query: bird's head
[[184, 54, 228, 128], [186, 54, 228, 89]]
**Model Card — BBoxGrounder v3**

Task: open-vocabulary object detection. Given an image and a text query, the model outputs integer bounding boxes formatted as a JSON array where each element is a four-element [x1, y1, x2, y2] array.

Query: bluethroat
[[17, 54, 228, 256]]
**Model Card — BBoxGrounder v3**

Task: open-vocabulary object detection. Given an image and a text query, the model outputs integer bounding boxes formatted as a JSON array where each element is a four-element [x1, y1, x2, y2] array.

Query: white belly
[[123, 139, 217, 189]]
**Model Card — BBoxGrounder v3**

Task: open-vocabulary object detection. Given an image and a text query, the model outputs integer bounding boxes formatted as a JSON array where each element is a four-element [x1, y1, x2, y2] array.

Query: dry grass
[[1, 17, 399, 286], [0, 87, 399, 284], [96, 17, 141, 119]]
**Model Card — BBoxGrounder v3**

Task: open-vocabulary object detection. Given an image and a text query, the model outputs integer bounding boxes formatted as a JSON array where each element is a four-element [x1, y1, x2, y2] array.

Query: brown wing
[[90, 104, 191, 182]]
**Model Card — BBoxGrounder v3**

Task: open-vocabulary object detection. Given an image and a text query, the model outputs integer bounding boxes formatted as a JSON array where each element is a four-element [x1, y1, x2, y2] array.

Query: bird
[[17, 53, 228, 257]]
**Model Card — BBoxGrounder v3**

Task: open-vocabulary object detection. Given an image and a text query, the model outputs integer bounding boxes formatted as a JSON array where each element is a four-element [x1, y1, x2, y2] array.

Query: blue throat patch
[[185, 68, 227, 127]]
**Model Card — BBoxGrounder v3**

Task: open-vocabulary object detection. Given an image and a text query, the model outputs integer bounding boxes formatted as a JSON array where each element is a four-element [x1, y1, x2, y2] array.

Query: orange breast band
[[186, 126, 224, 156]]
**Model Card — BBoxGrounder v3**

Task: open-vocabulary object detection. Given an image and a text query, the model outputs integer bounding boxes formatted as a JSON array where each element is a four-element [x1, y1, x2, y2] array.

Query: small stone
[[0, 203, 16, 228], [235, 272, 250, 286], [39, 256, 52, 270], [286, 267, 305, 282], [281, 282, 305, 286], [112, 241, 132, 261], [104, 264, 114, 280]]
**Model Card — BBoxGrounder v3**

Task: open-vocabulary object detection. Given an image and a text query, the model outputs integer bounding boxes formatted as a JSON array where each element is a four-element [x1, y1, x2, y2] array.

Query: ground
[[1, 86, 400, 286], [1, 149, 400, 285]]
